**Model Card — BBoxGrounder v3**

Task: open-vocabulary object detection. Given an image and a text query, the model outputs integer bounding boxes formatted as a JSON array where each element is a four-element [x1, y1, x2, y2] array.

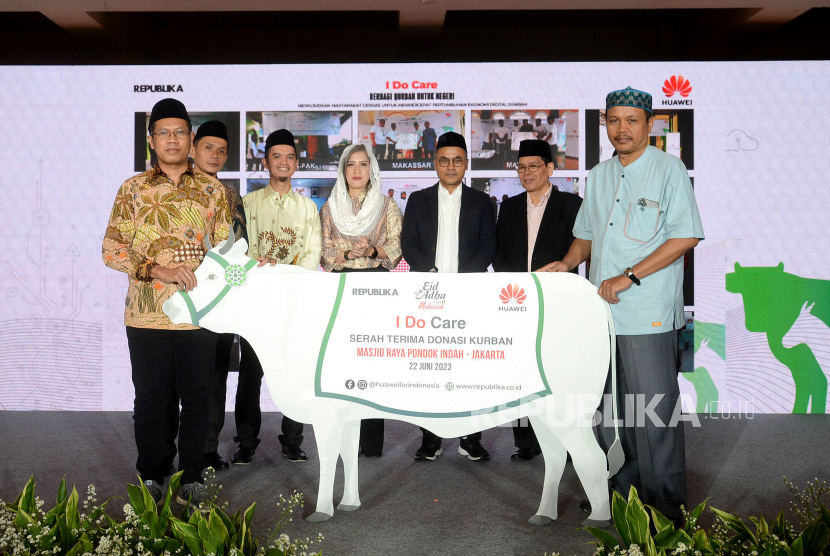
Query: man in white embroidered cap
[[541, 86, 704, 524]]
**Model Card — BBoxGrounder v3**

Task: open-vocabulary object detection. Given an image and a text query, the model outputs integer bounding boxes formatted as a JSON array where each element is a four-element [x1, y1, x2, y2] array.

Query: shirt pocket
[[623, 202, 661, 243]]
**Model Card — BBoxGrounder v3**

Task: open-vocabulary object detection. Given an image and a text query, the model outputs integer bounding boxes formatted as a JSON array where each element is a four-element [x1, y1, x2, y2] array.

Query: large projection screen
[[1, 62, 828, 414]]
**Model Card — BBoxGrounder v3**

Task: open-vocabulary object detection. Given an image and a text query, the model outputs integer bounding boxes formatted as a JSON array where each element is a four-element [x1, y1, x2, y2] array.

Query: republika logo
[[134, 84, 184, 93], [661, 76, 693, 106]]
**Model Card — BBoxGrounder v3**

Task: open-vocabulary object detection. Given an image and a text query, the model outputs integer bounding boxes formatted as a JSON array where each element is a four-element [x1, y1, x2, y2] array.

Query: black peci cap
[[148, 98, 190, 132]]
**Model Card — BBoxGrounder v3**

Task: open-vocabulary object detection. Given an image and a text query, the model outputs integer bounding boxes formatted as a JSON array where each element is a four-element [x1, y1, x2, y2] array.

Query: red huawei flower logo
[[500, 284, 526, 304], [663, 76, 692, 98]]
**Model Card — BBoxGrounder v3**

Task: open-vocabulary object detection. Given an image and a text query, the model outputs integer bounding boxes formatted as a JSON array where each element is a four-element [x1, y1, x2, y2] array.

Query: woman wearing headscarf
[[320, 143, 402, 457]]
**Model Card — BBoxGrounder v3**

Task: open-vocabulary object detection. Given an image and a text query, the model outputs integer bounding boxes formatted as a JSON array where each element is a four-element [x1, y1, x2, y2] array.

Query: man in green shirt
[[231, 129, 322, 465]]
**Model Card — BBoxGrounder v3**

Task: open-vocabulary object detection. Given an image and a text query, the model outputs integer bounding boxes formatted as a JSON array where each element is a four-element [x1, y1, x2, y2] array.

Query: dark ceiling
[[0, 8, 828, 65]]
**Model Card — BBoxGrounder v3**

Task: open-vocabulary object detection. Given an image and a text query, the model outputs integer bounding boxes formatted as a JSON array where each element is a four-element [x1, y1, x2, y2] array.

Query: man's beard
[[277, 176, 289, 183]]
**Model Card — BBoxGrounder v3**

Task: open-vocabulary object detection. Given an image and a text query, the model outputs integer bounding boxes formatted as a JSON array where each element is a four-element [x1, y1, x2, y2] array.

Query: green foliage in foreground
[[0, 474, 322, 556], [582, 486, 830, 556]]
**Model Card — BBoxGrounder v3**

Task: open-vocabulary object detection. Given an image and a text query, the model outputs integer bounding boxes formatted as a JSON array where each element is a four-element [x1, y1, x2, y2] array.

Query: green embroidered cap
[[606, 86, 652, 113]]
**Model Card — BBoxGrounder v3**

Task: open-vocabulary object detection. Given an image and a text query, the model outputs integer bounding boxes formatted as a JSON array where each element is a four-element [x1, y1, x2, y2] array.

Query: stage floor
[[0, 412, 826, 556]]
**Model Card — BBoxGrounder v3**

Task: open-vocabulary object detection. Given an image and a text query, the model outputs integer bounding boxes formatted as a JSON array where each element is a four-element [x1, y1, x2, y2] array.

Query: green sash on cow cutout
[[178, 251, 258, 326]]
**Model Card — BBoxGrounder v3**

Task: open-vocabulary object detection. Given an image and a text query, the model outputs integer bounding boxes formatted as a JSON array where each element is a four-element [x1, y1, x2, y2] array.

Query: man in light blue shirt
[[541, 87, 704, 524]]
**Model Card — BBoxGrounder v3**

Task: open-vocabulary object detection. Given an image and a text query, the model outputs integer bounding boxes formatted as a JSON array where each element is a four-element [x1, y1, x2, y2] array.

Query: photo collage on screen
[[133, 106, 696, 275], [471, 109, 579, 171]]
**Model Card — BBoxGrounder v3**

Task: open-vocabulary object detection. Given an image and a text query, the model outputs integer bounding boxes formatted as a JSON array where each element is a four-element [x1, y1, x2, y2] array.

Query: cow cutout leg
[[306, 418, 344, 522], [527, 414, 568, 525], [560, 424, 612, 526], [337, 419, 361, 511]]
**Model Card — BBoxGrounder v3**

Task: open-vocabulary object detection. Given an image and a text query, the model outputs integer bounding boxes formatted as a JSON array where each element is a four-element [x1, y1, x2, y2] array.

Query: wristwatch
[[623, 267, 641, 286], [369, 247, 379, 259]]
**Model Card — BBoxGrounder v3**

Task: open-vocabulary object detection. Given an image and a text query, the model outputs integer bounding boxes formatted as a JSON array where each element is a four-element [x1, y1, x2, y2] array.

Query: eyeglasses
[[151, 129, 189, 139], [437, 156, 466, 168], [516, 163, 545, 173]]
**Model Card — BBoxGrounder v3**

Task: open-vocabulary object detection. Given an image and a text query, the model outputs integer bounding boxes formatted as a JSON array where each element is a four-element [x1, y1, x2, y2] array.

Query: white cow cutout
[[162, 236, 623, 526], [782, 301, 830, 413]]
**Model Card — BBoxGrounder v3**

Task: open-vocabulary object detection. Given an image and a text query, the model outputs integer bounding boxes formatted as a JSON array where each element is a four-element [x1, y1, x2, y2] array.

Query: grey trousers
[[597, 330, 687, 522]]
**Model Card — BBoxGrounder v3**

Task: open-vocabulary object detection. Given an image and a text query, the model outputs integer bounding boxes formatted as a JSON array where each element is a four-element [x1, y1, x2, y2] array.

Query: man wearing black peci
[[163, 120, 245, 473], [493, 139, 582, 460], [103, 98, 231, 508], [401, 131, 497, 462], [190, 120, 248, 470]]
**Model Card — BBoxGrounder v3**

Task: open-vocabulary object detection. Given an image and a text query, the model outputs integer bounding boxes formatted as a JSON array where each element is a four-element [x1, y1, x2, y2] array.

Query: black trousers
[[205, 333, 235, 453], [164, 333, 235, 457], [420, 428, 481, 444], [127, 326, 217, 485], [512, 419, 541, 451], [235, 337, 304, 450], [372, 144, 386, 160], [332, 266, 387, 454]]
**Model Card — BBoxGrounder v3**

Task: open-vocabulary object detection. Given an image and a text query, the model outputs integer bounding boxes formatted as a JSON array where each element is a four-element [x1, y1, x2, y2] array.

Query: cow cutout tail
[[604, 302, 624, 479]]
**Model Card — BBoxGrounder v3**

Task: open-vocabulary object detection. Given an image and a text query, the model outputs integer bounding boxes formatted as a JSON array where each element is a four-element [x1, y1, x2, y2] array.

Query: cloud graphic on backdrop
[[725, 129, 759, 152]]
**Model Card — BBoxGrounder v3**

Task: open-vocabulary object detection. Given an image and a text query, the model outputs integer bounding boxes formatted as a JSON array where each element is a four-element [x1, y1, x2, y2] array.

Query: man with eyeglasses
[[401, 131, 497, 462], [492, 139, 582, 461], [103, 98, 231, 508], [234, 129, 322, 466]]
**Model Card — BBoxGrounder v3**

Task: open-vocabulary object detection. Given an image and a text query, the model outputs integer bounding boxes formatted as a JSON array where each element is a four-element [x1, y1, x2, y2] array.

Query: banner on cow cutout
[[315, 273, 552, 417]]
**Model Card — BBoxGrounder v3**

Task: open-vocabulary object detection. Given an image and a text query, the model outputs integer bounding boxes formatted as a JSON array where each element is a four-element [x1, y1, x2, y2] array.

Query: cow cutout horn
[[204, 235, 213, 251], [218, 231, 235, 255]]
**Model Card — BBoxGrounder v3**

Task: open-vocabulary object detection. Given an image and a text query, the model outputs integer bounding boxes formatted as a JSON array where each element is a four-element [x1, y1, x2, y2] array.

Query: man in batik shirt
[[102, 98, 231, 507]]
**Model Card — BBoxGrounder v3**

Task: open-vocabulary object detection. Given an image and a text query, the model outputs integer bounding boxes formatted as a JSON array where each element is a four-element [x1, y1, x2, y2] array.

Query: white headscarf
[[327, 143, 385, 237]]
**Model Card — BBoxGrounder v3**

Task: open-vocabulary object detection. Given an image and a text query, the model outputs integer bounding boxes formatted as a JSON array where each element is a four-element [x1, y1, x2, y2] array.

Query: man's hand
[[151, 265, 197, 292], [598, 274, 633, 304], [255, 256, 278, 267], [535, 261, 570, 272]]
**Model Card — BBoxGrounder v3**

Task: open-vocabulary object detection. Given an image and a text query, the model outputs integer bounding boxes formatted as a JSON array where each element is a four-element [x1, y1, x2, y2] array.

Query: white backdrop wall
[[1, 62, 828, 414]]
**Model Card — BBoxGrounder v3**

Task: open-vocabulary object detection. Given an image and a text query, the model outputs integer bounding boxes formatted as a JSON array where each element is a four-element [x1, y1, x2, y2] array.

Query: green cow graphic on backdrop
[[686, 322, 726, 413], [725, 262, 830, 414]]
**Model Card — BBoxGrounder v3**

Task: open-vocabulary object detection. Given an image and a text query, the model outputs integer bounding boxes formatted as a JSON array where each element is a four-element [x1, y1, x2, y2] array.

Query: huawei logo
[[663, 76, 692, 98], [499, 284, 526, 304]]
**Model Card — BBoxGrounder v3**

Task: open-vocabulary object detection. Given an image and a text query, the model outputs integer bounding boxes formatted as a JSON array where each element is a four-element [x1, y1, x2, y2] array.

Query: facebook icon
[[345, 379, 355, 390]]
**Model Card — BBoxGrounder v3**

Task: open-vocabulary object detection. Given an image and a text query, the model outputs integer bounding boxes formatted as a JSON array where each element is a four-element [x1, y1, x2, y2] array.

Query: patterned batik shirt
[[102, 164, 231, 330], [221, 181, 248, 243], [243, 186, 322, 270]]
